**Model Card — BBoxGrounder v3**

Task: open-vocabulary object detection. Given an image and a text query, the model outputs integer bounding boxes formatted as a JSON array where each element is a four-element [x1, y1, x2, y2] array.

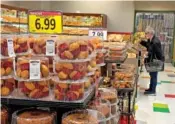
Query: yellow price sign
[[28, 11, 62, 34]]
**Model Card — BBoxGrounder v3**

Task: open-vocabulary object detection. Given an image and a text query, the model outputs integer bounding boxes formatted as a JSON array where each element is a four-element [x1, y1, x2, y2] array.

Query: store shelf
[[104, 55, 128, 63], [1, 85, 95, 109], [1, 21, 27, 25]]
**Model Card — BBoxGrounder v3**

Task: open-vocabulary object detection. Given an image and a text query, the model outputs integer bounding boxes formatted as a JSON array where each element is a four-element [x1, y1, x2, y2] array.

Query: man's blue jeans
[[149, 72, 158, 92]]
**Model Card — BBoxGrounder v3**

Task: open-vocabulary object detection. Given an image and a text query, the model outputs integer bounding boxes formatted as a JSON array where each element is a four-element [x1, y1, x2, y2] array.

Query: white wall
[[135, 1, 175, 11]]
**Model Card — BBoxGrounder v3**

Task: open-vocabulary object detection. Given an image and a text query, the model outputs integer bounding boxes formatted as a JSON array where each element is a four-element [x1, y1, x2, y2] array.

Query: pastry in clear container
[[32, 35, 57, 56], [12, 108, 56, 124], [89, 37, 103, 50], [88, 99, 111, 118], [18, 80, 49, 99], [96, 52, 105, 65], [16, 57, 49, 80], [1, 105, 8, 124], [1, 77, 15, 96], [84, 77, 92, 91], [53, 77, 85, 101], [1, 57, 14, 77], [112, 80, 133, 89], [14, 35, 29, 55], [57, 39, 89, 60], [54, 59, 88, 80], [114, 72, 133, 81], [87, 57, 96, 75], [62, 109, 106, 124]]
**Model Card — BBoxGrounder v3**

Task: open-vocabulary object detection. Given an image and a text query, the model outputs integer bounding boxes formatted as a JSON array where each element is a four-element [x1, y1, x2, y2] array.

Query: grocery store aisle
[[135, 63, 175, 124]]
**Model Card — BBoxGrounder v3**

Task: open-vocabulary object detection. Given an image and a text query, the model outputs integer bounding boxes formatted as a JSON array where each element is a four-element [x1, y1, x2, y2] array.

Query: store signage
[[28, 10, 63, 34], [7, 39, 15, 57], [89, 29, 107, 40], [30, 60, 41, 80]]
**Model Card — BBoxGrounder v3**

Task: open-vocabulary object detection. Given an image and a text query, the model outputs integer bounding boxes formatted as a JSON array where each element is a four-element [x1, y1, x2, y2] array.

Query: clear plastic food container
[[14, 35, 29, 55], [54, 59, 88, 80], [88, 99, 111, 118], [1, 105, 8, 124], [57, 39, 89, 60], [87, 57, 97, 75], [53, 77, 85, 101], [108, 45, 126, 51], [62, 109, 106, 124], [1, 35, 15, 57], [32, 35, 57, 56], [98, 88, 117, 104], [96, 52, 105, 65], [89, 37, 104, 50], [112, 80, 133, 89], [1, 57, 14, 77], [108, 49, 126, 56], [16, 57, 49, 80], [106, 54, 127, 61], [12, 108, 57, 124], [112, 64, 135, 72], [84, 77, 93, 91], [114, 72, 134, 81], [18, 80, 50, 99], [1, 77, 15, 96]]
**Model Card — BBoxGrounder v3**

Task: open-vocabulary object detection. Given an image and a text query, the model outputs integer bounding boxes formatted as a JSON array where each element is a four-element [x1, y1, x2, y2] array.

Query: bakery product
[[16, 109, 55, 124], [1, 106, 8, 124]]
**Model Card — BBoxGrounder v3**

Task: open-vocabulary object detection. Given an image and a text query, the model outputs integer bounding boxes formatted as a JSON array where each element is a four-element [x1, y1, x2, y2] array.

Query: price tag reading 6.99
[[29, 11, 63, 34]]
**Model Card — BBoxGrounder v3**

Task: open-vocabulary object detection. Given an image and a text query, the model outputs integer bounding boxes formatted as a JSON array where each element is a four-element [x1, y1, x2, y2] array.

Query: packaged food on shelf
[[18, 80, 50, 99], [14, 35, 29, 55], [96, 52, 105, 65], [88, 99, 111, 118], [87, 57, 97, 75], [62, 109, 106, 124], [84, 77, 93, 91], [112, 80, 133, 89], [16, 57, 49, 80], [53, 77, 85, 101], [107, 34, 124, 42], [112, 64, 135, 72], [1, 77, 15, 96], [114, 71, 134, 81], [106, 54, 127, 61], [89, 37, 103, 50], [32, 35, 57, 56], [57, 39, 89, 60], [12, 108, 57, 124], [54, 59, 88, 80], [1, 105, 8, 124], [1, 24, 20, 33], [1, 57, 14, 77]]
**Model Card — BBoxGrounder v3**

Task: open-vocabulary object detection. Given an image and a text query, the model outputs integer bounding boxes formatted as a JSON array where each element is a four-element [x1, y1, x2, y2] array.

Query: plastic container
[[112, 64, 135, 72], [12, 108, 57, 124], [53, 77, 85, 101], [87, 57, 97, 75], [88, 99, 111, 118], [84, 77, 93, 91], [31, 35, 57, 56], [57, 39, 89, 60], [98, 88, 117, 103], [114, 72, 134, 81], [54, 59, 88, 80], [1, 77, 15, 96], [1, 105, 8, 124], [18, 80, 50, 99], [62, 109, 106, 124], [1, 57, 14, 77], [16, 57, 49, 80], [108, 49, 126, 56], [108, 45, 126, 51], [14, 35, 29, 55], [89, 37, 103, 50], [96, 52, 105, 65], [112, 80, 133, 89], [1, 35, 15, 57]]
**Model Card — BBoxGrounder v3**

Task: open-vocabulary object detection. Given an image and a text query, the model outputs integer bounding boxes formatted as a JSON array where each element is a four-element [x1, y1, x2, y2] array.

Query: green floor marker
[[161, 81, 171, 84], [153, 103, 168, 108], [153, 107, 170, 113]]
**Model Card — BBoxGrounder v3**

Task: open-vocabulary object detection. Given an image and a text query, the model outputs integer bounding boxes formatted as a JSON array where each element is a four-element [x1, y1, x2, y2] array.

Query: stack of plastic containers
[[1, 35, 16, 97], [53, 37, 98, 102], [62, 109, 106, 124], [16, 35, 57, 99], [98, 88, 120, 124]]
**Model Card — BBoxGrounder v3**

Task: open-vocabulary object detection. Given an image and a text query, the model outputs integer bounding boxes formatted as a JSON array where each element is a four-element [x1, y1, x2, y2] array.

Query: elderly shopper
[[140, 26, 164, 95]]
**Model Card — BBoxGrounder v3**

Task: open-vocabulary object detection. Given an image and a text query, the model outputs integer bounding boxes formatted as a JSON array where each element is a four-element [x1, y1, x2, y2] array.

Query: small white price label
[[7, 39, 15, 57], [89, 29, 107, 40], [46, 40, 55, 56], [30, 60, 40, 80]]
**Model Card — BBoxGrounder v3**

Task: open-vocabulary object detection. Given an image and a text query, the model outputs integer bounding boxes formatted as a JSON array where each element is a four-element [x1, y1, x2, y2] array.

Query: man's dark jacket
[[140, 35, 164, 63]]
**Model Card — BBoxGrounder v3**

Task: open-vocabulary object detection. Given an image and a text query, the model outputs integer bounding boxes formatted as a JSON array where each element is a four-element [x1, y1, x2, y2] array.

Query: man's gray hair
[[145, 26, 155, 35]]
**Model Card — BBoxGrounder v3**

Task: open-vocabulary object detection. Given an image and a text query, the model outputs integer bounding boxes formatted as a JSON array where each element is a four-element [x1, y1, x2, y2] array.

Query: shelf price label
[[89, 29, 107, 40], [30, 60, 40, 80], [28, 10, 63, 34]]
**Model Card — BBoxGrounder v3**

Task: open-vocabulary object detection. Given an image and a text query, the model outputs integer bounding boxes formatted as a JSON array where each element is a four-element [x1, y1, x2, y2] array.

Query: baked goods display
[[1, 24, 20, 33], [1, 57, 14, 77], [12, 108, 56, 124], [89, 37, 103, 50], [55, 60, 88, 80], [63, 15, 103, 27], [57, 39, 89, 60], [16, 57, 49, 80], [1, 77, 15, 96], [63, 27, 89, 35], [1, 106, 8, 124], [107, 34, 131, 42], [18, 80, 49, 99], [87, 57, 97, 75], [62, 109, 106, 124], [88, 99, 111, 118], [53, 77, 85, 101], [96, 52, 105, 65]]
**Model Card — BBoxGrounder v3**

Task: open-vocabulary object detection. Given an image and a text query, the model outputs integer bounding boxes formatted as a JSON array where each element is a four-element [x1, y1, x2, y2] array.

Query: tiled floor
[[135, 63, 175, 124]]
